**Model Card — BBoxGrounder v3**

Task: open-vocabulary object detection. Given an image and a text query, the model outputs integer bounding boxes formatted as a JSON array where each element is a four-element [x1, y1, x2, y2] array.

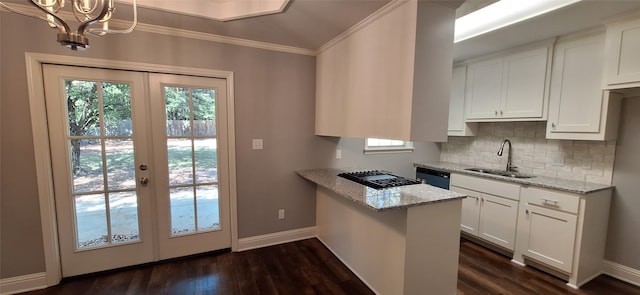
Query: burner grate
[[338, 170, 421, 189]]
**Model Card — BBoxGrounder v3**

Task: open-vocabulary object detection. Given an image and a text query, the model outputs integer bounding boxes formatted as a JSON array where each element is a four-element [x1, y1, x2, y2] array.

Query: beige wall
[[0, 12, 329, 278], [0, 13, 441, 279], [606, 98, 640, 270]]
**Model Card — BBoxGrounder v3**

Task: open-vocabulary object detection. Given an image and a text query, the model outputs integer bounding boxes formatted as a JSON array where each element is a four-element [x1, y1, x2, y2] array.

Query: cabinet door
[[501, 47, 549, 119], [478, 194, 519, 251], [451, 186, 480, 236], [465, 58, 503, 119], [520, 204, 578, 273], [604, 17, 640, 87], [448, 65, 477, 136], [547, 34, 605, 134]]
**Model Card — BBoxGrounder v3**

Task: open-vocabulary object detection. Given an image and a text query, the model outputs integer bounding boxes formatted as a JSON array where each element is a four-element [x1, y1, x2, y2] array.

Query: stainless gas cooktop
[[338, 170, 421, 189]]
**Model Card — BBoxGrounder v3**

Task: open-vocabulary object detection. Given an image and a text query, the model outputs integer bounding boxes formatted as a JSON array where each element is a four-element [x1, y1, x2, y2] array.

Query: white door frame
[[25, 52, 239, 287]]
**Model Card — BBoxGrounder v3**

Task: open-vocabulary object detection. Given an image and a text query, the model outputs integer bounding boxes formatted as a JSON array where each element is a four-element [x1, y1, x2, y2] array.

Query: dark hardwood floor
[[21, 238, 640, 295]]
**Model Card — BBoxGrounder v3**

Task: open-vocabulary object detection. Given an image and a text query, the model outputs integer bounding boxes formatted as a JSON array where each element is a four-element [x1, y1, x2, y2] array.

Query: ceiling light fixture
[[0, 0, 138, 50], [454, 0, 581, 43]]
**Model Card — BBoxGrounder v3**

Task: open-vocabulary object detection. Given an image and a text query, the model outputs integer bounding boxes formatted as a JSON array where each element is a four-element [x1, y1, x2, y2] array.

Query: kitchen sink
[[464, 168, 535, 179]]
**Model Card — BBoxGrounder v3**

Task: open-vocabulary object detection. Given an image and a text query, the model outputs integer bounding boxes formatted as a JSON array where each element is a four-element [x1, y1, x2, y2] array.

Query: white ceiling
[[114, 0, 392, 50], [121, 0, 640, 59], [453, 0, 640, 62], [6, 0, 640, 57]]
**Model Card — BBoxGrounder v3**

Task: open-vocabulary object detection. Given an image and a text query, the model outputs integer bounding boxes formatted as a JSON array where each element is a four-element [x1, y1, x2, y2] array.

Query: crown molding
[[0, 3, 316, 56], [133, 22, 316, 56], [317, 0, 408, 54]]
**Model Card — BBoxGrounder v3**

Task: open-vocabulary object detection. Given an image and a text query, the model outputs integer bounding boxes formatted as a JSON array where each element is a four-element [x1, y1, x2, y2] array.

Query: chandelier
[[0, 0, 138, 50]]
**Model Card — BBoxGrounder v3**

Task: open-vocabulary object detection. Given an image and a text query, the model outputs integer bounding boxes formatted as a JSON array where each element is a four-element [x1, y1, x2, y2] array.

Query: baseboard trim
[[235, 226, 317, 252], [0, 272, 47, 295], [603, 260, 640, 287]]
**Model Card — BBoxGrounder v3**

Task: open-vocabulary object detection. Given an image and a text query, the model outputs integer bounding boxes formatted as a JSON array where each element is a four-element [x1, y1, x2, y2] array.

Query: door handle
[[140, 177, 149, 185]]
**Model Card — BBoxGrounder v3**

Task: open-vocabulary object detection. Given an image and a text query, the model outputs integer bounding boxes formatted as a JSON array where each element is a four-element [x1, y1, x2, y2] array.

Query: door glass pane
[[75, 194, 108, 249], [106, 139, 136, 191], [196, 185, 220, 231], [103, 82, 133, 136], [167, 138, 194, 186], [65, 78, 143, 250], [71, 139, 104, 194], [194, 138, 217, 183], [109, 192, 141, 245], [164, 85, 219, 237], [165, 87, 191, 137], [192, 88, 216, 137], [66, 80, 100, 137], [170, 186, 196, 235]]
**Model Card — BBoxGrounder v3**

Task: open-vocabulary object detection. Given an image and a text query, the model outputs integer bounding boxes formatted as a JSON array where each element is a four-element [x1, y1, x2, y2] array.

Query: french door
[[43, 65, 231, 277]]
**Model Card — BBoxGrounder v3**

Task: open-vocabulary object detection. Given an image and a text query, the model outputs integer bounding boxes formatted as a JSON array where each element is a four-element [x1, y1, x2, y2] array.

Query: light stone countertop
[[414, 161, 614, 195], [297, 168, 466, 212]]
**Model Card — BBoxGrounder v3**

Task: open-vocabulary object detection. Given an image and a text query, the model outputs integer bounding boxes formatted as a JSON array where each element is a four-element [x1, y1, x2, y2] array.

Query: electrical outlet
[[336, 149, 342, 159], [278, 209, 285, 220]]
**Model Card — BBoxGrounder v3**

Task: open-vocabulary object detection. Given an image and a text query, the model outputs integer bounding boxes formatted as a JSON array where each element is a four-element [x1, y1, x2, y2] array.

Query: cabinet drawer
[[451, 173, 520, 201], [521, 187, 579, 214]]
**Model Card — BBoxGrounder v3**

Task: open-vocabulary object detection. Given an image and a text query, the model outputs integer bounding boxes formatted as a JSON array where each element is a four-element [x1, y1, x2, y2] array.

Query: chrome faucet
[[497, 139, 517, 172]]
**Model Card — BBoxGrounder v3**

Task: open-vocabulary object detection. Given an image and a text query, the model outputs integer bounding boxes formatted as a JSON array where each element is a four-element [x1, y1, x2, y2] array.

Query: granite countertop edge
[[296, 168, 466, 212], [414, 161, 614, 195]]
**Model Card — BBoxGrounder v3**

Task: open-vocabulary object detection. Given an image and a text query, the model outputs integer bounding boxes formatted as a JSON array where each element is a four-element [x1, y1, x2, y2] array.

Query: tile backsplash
[[440, 122, 616, 185]]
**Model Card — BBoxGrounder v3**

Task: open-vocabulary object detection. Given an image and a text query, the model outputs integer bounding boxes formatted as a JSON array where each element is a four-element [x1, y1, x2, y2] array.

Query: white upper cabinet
[[465, 42, 553, 122], [315, 0, 461, 142], [465, 59, 503, 119], [448, 65, 477, 136], [604, 13, 640, 88], [502, 48, 550, 118], [547, 31, 622, 141]]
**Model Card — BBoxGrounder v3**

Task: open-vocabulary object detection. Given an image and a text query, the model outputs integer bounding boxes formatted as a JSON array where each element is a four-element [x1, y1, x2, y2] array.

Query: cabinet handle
[[525, 209, 529, 215], [500, 110, 503, 115], [551, 123, 556, 128], [542, 198, 559, 206], [494, 110, 498, 116]]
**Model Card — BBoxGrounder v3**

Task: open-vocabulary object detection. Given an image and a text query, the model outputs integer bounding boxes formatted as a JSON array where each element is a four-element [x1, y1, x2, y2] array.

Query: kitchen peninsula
[[297, 169, 466, 295]]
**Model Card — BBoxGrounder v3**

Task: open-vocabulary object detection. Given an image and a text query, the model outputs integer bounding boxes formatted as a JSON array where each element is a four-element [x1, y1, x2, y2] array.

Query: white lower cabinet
[[513, 186, 612, 288], [451, 174, 520, 251], [455, 186, 480, 235], [516, 202, 578, 273], [478, 194, 519, 250], [452, 173, 613, 288]]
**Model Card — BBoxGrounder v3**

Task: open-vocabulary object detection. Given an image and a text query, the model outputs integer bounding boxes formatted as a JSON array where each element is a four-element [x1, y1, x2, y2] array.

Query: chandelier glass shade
[[0, 0, 137, 50]]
